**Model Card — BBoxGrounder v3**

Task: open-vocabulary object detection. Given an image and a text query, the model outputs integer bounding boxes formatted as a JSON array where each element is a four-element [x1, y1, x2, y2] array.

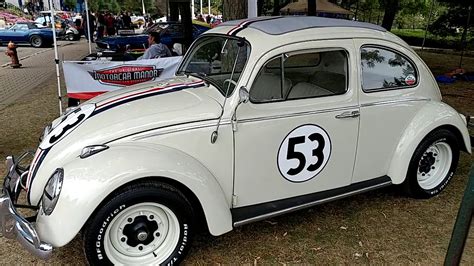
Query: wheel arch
[[83, 176, 209, 235], [387, 102, 471, 185]]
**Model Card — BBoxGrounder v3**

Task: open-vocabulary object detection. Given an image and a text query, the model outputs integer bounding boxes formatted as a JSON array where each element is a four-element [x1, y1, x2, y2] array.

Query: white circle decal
[[405, 74, 416, 86], [277, 124, 331, 183], [40, 104, 96, 149]]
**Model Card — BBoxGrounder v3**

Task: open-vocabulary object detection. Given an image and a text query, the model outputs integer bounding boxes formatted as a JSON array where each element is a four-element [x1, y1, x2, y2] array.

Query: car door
[[351, 39, 428, 183], [15, 24, 30, 43], [233, 40, 360, 211]]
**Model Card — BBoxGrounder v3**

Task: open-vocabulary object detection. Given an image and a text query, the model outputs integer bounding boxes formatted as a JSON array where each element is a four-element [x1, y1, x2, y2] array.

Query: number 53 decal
[[277, 124, 332, 182], [40, 104, 96, 149]]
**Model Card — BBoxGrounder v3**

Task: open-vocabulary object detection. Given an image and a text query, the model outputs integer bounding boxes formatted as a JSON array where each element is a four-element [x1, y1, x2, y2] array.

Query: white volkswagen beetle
[[1, 17, 472, 264]]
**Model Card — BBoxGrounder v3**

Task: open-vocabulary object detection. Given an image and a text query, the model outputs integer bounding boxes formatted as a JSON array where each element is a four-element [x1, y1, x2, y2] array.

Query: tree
[[223, 0, 247, 20], [271, 0, 291, 16], [380, 0, 400, 31], [308, 0, 316, 16], [431, 0, 473, 37], [63, 0, 76, 11]]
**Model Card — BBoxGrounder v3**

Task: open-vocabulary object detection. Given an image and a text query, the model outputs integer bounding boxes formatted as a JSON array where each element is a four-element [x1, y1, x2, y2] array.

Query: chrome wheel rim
[[104, 202, 180, 264], [417, 142, 452, 190]]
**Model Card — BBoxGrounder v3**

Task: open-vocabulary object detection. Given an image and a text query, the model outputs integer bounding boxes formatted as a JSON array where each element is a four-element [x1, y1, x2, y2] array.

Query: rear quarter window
[[361, 46, 418, 92]]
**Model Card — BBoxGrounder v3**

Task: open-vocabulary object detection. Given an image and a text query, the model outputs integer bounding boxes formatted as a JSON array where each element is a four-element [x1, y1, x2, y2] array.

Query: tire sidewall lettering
[[94, 201, 190, 264], [95, 204, 127, 260]]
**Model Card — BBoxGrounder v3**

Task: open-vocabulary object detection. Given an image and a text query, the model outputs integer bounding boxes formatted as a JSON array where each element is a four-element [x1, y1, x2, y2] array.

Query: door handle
[[335, 110, 360, 119]]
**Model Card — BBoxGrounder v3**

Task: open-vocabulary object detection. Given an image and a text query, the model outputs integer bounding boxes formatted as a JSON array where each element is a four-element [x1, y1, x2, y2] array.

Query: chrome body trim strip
[[132, 120, 231, 141], [238, 105, 359, 124], [233, 181, 392, 227], [360, 98, 430, 108]]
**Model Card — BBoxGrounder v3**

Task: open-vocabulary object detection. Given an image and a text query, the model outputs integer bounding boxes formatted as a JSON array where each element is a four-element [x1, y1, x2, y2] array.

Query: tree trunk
[[308, 0, 317, 16], [272, 0, 279, 15], [223, 0, 247, 21], [381, 0, 399, 31], [257, 0, 264, 16]]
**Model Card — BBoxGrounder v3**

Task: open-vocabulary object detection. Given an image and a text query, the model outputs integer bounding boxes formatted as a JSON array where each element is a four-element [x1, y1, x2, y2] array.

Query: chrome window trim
[[360, 97, 430, 108], [360, 45, 420, 93]]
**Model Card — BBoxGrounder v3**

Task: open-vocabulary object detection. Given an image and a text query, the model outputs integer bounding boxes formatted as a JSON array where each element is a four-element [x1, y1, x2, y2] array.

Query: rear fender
[[388, 102, 471, 184]]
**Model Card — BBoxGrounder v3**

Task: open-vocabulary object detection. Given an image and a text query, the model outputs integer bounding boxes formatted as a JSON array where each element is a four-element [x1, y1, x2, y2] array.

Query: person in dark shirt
[[123, 12, 132, 29], [97, 12, 105, 39], [82, 10, 95, 41]]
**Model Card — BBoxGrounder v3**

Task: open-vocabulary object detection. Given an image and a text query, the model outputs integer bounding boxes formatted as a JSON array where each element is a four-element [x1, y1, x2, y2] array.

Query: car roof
[[219, 16, 385, 35]]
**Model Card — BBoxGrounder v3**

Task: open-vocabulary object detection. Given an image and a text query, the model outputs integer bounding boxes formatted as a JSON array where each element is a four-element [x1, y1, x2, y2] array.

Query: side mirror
[[238, 86, 249, 104]]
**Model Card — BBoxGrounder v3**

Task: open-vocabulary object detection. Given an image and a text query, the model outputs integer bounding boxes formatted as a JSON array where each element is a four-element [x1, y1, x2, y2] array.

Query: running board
[[232, 176, 392, 227]]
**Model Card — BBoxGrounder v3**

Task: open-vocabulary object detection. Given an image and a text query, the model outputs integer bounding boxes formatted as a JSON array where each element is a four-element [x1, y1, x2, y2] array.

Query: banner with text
[[63, 56, 183, 100]]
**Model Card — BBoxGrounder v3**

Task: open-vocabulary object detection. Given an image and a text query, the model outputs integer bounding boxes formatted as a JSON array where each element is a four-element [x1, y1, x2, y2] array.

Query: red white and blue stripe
[[92, 80, 206, 116]]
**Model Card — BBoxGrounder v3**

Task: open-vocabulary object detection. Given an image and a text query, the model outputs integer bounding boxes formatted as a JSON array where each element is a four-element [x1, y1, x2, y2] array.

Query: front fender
[[388, 101, 471, 184], [35, 142, 233, 247]]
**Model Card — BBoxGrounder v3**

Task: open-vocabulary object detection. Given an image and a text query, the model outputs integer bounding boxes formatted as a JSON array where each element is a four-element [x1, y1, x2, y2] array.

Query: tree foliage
[[430, 1, 473, 36]]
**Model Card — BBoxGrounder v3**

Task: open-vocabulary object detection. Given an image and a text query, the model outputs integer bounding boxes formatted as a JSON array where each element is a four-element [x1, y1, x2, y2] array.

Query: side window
[[361, 46, 418, 92], [250, 50, 348, 103], [17, 24, 28, 30]]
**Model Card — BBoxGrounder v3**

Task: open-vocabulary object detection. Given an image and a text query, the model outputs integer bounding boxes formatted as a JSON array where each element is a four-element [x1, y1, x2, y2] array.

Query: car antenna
[[211, 39, 243, 144]]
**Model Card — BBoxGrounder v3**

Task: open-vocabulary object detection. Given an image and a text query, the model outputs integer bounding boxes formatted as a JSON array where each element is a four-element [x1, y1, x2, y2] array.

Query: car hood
[[39, 76, 223, 152]]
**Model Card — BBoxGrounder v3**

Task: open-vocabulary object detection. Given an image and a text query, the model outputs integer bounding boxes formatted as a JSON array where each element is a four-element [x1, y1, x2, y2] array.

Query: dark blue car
[[95, 21, 211, 51], [0, 22, 54, 48]]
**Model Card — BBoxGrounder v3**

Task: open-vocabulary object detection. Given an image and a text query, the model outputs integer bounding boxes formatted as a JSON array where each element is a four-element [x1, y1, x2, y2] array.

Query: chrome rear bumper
[[1, 155, 52, 259]]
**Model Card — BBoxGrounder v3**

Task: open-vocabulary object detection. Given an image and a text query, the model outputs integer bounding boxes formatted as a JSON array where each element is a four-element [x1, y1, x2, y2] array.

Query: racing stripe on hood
[[91, 80, 206, 116]]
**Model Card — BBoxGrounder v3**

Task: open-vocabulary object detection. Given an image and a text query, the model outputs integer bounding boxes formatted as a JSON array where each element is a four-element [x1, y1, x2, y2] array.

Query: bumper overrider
[[0, 154, 53, 259]]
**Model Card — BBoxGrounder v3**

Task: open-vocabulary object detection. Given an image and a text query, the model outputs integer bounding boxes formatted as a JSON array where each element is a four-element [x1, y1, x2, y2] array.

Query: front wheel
[[83, 182, 195, 265], [403, 129, 460, 198]]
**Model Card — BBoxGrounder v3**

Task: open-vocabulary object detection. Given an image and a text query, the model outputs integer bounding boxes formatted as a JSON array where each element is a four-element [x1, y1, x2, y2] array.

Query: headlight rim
[[41, 168, 64, 216]]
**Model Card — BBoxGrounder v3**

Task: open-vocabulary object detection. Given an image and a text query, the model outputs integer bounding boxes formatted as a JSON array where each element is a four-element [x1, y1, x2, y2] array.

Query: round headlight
[[41, 168, 64, 216]]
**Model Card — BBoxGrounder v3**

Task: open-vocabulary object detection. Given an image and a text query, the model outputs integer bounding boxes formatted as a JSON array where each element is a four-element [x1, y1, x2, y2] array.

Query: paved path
[[0, 39, 92, 109]]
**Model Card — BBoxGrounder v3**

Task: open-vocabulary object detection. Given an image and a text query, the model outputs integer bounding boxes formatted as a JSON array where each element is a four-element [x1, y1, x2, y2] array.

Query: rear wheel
[[404, 129, 460, 198], [30, 35, 43, 48], [83, 181, 195, 265]]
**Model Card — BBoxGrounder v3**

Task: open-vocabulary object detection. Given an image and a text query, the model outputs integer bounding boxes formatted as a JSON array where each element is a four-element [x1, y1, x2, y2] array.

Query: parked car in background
[[0, 22, 53, 47], [95, 20, 211, 51], [1, 16, 472, 265]]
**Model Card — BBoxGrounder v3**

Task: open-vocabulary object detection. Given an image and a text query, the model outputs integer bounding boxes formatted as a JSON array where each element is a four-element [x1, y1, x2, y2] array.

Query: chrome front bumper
[[1, 155, 52, 259]]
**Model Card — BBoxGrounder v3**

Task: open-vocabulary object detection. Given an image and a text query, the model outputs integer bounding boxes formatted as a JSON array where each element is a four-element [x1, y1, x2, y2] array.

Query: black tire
[[403, 129, 460, 198], [83, 181, 195, 265], [66, 33, 75, 41], [30, 35, 43, 48]]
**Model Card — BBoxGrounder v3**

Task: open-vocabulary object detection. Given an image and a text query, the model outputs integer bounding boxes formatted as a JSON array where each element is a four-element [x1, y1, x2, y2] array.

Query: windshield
[[178, 35, 250, 96]]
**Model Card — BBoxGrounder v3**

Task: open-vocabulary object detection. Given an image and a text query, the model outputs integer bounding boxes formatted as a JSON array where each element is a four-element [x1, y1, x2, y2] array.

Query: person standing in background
[[82, 10, 95, 42], [96, 12, 105, 39], [138, 32, 172, 60], [105, 12, 116, 36], [123, 12, 132, 29]]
